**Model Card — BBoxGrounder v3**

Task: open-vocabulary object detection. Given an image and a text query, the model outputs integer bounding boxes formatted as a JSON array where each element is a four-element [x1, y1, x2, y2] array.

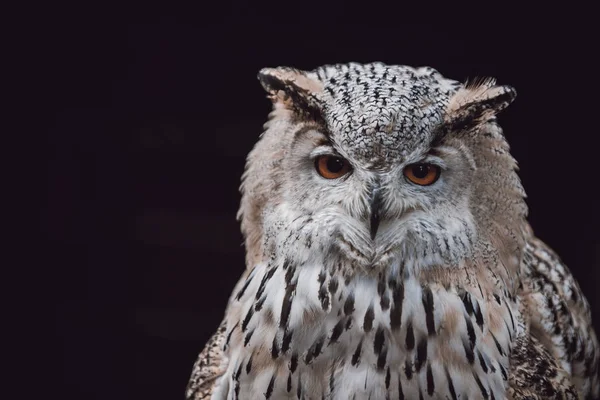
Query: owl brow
[[428, 124, 449, 149], [427, 147, 444, 158], [290, 123, 332, 149]]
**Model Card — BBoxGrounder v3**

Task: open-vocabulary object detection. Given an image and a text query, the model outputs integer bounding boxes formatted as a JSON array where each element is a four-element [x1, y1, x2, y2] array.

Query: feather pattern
[[186, 62, 598, 399]]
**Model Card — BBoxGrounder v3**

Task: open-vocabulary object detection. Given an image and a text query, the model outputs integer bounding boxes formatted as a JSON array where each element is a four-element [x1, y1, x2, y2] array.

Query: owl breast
[[217, 259, 517, 400]]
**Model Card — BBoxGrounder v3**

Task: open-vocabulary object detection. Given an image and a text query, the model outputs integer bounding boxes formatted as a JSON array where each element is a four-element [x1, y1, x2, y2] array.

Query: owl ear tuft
[[444, 78, 516, 132], [258, 67, 324, 120]]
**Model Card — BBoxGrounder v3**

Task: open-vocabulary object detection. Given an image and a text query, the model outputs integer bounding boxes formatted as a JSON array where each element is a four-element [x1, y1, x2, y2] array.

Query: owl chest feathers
[[219, 259, 519, 399]]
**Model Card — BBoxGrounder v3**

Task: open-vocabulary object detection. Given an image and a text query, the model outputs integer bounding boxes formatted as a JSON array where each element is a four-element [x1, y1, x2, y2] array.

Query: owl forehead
[[313, 63, 462, 165]]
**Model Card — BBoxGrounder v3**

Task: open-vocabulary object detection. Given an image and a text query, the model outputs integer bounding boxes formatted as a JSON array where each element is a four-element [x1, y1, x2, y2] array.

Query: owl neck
[[225, 253, 520, 399]]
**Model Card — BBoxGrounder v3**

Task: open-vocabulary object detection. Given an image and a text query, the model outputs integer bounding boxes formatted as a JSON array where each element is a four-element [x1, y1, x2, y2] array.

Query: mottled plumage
[[186, 62, 599, 400]]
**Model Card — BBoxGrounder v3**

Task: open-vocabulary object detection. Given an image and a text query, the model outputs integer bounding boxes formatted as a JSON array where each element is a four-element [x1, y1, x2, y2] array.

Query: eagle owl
[[186, 63, 599, 399]]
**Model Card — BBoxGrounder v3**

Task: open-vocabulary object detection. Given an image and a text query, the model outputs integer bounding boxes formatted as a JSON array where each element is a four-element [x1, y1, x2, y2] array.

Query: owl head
[[238, 63, 527, 287]]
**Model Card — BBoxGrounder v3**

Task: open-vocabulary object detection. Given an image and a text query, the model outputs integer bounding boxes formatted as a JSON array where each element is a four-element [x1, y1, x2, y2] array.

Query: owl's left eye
[[403, 163, 441, 186], [315, 155, 352, 179]]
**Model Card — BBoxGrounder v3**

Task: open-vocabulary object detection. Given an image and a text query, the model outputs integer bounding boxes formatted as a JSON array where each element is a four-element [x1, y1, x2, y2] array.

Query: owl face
[[264, 121, 478, 274], [241, 63, 526, 275]]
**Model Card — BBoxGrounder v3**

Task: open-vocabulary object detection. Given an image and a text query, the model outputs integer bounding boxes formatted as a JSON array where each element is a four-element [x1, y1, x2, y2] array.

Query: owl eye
[[403, 163, 441, 186], [315, 155, 351, 179]]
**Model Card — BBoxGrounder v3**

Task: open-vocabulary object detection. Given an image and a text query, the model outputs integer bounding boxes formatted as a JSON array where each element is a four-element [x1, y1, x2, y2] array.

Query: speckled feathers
[[186, 62, 599, 400]]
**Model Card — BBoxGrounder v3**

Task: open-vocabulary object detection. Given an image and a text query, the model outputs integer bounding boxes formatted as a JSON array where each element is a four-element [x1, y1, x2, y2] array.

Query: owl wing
[[508, 328, 579, 399], [185, 320, 229, 400], [518, 234, 600, 399]]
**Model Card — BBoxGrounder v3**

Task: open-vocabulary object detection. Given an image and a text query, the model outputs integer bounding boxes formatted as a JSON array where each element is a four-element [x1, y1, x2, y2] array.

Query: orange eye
[[315, 155, 351, 179], [403, 163, 441, 186]]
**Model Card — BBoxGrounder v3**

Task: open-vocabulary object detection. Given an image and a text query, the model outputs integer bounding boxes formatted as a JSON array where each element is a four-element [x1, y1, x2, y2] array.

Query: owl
[[185, 63, 599, 400]]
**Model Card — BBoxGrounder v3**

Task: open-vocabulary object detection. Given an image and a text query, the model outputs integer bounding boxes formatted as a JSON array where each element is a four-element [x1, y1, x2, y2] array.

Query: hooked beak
[[369, 183, 383, 240]]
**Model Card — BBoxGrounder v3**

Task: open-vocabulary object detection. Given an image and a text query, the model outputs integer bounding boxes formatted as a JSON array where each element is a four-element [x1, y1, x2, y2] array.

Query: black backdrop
[[41, 4, 599, 400]]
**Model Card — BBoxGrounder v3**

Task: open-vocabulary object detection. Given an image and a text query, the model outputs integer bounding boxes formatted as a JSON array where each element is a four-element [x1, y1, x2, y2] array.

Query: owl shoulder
[[519, 234, 599, 399]]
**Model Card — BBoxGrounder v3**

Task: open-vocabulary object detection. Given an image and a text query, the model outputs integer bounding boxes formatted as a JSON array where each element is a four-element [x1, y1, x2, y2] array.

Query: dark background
[[40, 4, 599, 400]]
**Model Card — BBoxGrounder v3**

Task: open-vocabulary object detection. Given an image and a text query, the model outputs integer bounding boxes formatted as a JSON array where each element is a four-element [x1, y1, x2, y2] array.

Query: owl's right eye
[[315, 155, 351, 179]]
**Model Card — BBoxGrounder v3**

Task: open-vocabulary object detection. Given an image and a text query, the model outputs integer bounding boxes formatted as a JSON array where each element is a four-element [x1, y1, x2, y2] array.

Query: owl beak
[[369, 184, 383, 240]]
